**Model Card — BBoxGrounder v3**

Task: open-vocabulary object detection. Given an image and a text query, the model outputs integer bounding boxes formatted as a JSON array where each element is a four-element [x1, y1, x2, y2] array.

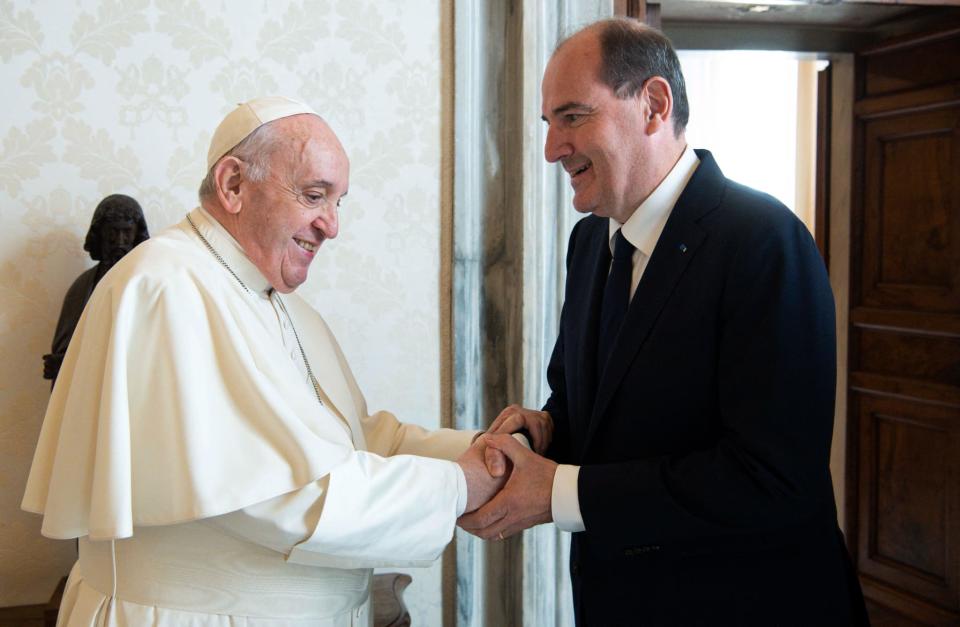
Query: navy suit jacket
[[544, 151, 867, 625]]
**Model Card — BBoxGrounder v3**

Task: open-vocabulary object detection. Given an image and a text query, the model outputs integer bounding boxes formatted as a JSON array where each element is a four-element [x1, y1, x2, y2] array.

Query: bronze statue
[[43, 194, 149, 384]]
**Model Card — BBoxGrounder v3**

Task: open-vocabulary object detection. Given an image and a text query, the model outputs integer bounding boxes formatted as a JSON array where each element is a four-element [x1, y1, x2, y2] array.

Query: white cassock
[[22, 207, 476, 627]]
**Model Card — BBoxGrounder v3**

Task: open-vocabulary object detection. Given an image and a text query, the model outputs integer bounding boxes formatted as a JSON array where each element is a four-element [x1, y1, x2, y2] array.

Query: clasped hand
[[455, 405, 558, 540]]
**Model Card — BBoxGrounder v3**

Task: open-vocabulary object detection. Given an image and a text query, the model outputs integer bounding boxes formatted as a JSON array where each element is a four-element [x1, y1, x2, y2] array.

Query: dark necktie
[[597, 229, 635, 379]]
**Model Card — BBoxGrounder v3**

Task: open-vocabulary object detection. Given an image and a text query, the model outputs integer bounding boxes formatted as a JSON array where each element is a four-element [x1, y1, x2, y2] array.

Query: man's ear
[[213, 156, 244, 215], [642, 76, 673, 135]]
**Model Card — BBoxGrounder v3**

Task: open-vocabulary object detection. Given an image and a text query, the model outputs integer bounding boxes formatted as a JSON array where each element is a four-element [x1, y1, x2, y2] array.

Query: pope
[[22, 96, 536, 626]]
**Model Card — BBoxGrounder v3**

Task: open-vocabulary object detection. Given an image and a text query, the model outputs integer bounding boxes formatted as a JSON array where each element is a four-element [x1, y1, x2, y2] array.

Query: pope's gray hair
[[198, 121, 280, 201]]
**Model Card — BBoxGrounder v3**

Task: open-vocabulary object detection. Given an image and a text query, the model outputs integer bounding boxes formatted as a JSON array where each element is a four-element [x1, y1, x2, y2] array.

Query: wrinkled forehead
[[272, 116, 350, 189]]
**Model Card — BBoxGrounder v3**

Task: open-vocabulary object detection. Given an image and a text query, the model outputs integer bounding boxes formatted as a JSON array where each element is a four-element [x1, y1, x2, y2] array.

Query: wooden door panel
[[850, 27, 960, 625], [862, 30, 960, 97], [860, 105, 959, 312], [855, 326, 960, 387], [856, 393, 958, 606]]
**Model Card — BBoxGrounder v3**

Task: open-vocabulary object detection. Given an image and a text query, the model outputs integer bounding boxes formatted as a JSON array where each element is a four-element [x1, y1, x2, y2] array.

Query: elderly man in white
[[23, 97, 538, 626]]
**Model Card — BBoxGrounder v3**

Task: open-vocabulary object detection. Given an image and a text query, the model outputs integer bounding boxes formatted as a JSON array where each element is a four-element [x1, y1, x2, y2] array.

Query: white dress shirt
[[551, 145, 700, 532]]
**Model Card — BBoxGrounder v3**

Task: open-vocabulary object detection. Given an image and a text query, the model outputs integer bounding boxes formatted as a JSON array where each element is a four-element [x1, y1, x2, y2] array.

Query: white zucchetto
[[206, 96, 319, 170]]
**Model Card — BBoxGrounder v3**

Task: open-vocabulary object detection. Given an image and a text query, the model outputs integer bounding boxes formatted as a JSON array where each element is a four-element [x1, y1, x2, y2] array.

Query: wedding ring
[[498, 531, 505, 541]]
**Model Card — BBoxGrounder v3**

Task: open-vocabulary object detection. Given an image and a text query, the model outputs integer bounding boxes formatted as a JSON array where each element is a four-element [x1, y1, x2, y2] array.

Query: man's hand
[[487, 404, 554, 454], [458, 433, 557, 540], [457, 436, 509, 513]]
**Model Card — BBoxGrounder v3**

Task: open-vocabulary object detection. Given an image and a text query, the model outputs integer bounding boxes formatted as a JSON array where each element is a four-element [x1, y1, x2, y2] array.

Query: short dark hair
[[84, 194, 149, 261], [594, 18, 689, 137]]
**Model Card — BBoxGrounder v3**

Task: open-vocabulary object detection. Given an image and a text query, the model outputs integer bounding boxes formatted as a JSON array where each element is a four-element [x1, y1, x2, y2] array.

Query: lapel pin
[[679, 243, 688, 254]]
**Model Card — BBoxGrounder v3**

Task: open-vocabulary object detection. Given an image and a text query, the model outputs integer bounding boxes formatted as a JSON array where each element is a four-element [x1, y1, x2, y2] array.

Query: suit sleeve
[[543, 311, 572, 463], [544, 220, 584, 465], [578, 210, 837, 544]]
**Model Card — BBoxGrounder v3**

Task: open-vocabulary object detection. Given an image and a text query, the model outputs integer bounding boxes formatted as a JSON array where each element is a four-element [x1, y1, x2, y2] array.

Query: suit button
[[570, 562, 580, 576]]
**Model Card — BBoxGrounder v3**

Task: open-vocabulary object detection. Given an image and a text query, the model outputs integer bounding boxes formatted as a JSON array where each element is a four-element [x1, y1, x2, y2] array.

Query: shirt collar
[[188, 206, 274, 297], [608, 144, 700, 256]]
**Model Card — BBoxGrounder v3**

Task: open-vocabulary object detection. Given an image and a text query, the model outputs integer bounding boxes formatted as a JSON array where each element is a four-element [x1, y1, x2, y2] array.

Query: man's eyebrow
[[541, 101, 595, 123]]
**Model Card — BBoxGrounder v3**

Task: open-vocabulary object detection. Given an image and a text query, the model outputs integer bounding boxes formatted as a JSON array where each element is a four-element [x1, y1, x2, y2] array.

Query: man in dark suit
[[459, 18, 869, 625]]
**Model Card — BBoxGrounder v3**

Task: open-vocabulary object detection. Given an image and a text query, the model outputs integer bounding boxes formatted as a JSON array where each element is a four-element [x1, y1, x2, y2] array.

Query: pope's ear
[[213, 156, 244, 215]]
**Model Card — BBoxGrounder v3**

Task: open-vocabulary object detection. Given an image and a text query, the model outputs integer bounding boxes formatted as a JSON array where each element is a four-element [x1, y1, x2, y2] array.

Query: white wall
[[0, 0, 446, 621], [678, 50, 800, 212]]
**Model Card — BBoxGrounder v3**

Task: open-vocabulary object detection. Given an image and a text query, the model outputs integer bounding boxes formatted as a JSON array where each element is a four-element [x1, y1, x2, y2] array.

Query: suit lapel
[[582, 150, 725, 453]]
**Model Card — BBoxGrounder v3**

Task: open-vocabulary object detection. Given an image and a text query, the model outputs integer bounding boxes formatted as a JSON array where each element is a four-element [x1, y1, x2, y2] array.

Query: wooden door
[[848, 27, 960, 626]]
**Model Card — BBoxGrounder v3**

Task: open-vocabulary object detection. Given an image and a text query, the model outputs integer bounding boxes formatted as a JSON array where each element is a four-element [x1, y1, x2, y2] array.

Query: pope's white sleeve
[[205, 450, 465, 569], [361, 409, 479, 461]]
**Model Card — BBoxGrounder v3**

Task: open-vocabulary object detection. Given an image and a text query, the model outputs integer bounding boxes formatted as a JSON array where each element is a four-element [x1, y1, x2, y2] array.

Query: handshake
[[455, 405, 558, 541]]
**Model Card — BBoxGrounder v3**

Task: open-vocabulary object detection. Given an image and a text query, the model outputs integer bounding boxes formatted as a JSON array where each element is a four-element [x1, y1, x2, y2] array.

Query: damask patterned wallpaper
[[0, 0, 446, 620]]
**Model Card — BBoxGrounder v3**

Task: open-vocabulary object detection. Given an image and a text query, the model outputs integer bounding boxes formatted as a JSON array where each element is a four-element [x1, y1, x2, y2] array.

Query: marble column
[[449, 1, 611, 626]]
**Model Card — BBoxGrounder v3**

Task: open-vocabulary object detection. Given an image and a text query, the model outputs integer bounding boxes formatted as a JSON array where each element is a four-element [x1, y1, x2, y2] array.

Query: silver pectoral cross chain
[[186, 214, 325, 407]]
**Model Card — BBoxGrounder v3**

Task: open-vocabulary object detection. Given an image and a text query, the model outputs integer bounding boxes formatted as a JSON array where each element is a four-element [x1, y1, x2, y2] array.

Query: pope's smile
[[294, 237, 318, 253]]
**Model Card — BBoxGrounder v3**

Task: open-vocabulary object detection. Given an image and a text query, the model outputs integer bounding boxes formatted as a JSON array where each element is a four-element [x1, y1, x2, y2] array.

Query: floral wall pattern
[[0, 0, 446, 621]]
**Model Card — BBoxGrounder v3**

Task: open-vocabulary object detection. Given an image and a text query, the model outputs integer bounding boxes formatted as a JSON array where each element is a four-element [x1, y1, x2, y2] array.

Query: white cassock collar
[[188, 206, 274, 297]]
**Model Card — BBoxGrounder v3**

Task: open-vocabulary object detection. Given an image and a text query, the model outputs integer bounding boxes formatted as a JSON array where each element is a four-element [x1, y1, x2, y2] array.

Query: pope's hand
[[458, 433, 557, 539], [456, 435, 510, 513], [486, 404, 554, 454]]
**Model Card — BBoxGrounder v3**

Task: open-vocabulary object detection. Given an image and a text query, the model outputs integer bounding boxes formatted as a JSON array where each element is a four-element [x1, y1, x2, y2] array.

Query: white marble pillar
[[450, 1, 611, 626]]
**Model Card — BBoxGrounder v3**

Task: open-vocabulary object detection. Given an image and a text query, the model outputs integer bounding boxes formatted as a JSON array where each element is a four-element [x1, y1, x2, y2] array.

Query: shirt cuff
[[551, 464, 585, 532], [455, 463, 468, 517]]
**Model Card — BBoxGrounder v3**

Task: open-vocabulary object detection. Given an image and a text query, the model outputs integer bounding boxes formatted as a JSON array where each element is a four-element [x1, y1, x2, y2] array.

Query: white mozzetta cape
[[23, 208, 473, 551]]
